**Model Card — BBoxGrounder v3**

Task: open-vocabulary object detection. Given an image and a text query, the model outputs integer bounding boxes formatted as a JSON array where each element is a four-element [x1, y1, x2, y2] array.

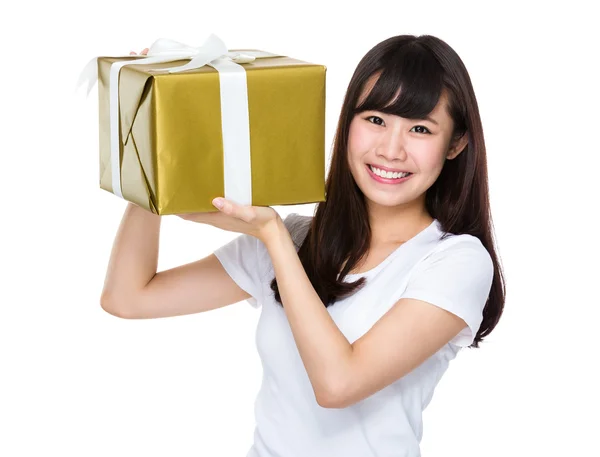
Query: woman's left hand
[[177, 197, 281, 243]]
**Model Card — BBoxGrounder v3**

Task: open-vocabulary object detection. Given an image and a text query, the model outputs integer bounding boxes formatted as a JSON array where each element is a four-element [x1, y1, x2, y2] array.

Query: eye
[[365, 116, 432, 135], [365, 115, 385, 126], [411, 125, 431, 135]]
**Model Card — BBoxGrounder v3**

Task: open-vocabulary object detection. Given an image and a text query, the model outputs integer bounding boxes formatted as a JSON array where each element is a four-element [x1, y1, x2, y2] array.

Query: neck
[[366, 200, 433, 246]]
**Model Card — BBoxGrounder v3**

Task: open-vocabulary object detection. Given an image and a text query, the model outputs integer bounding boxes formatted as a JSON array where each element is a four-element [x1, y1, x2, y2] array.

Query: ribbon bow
[[76, 34, 280, 96]]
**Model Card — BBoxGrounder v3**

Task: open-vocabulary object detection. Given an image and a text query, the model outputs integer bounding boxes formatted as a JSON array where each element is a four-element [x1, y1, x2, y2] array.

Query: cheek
[[413, 140, 448, 171], [348, 124, 371, 157]]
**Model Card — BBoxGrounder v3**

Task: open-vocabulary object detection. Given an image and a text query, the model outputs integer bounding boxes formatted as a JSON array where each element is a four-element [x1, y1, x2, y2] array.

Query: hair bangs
[[354, 45, 445, 122]]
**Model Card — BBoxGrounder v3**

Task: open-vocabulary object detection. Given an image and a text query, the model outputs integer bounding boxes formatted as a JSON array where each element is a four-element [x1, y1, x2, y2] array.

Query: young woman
[[102, 34, 505, 457]]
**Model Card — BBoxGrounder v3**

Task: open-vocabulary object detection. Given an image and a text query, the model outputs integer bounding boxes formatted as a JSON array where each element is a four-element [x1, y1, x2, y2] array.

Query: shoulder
[[428, 232, 494, 276], [283, 213, 313, 248]]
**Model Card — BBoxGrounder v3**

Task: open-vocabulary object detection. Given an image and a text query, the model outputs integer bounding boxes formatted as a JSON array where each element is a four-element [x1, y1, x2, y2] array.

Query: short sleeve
[[213, 233, 267, 309], [212, 213, 311, 309], [399, 236, 494, 347]]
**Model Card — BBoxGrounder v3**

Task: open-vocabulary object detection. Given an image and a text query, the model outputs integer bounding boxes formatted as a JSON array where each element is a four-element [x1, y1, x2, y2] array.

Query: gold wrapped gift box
[[97, 51, 327, 214]]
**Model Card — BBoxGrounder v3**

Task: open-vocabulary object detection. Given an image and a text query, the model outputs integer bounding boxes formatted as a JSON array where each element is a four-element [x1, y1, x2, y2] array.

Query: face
[[347, 74, 468, 215]]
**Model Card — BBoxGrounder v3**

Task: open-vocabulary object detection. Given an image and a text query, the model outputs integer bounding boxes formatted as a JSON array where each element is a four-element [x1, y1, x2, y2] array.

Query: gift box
[[80, 35, 327, 215]]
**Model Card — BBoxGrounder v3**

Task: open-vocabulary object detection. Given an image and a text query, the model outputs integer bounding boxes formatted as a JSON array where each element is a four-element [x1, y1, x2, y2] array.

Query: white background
[[1, 0, 598, 456]]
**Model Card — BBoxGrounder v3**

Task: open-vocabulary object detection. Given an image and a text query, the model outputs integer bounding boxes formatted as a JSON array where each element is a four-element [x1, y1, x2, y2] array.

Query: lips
[[368, 164, 412, 174], [366, 164, 414, 184]]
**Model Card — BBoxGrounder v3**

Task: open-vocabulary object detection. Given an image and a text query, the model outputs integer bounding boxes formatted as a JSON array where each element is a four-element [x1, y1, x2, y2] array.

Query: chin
[[368, 196, 411, 207]]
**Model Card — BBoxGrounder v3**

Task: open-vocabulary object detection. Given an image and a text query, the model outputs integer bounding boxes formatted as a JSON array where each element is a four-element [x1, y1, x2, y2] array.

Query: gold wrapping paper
[[97, 51, 327, 215]]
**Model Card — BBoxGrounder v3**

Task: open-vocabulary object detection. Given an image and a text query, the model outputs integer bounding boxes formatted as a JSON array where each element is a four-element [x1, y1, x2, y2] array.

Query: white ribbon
[[76, 33, 283, 206]]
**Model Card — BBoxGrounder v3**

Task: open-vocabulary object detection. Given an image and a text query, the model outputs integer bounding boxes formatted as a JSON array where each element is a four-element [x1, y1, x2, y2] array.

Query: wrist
[[260, 215, 287, 248]]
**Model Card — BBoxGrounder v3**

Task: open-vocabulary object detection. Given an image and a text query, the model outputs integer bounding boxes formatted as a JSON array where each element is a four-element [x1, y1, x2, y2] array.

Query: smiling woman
[[210, 34, 505, 457], [102, 33, 505, 457]]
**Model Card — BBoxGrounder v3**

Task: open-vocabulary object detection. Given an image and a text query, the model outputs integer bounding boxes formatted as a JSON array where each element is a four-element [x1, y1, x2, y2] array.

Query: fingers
[[129, 48, 149, 56], [177, 211, 221, 223], [217, 199, 254, 223]]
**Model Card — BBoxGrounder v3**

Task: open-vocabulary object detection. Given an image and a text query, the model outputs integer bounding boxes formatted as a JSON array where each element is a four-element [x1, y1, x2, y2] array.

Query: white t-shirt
[[214, 213, 494, 457]]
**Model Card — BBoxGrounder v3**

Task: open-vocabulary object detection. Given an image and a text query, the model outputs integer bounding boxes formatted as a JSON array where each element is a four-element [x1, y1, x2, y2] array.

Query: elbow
[[316, 394, 336, 409], [316, 382, 345, 409], [317, 374, 358, 409], [319, 390, 356, 409], [100, 294, 134, 319], [317, 391, 343, 409]]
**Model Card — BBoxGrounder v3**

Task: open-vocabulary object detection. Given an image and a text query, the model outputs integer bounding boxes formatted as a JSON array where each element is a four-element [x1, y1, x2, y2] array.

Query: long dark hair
[[269, 34, 505, 348]]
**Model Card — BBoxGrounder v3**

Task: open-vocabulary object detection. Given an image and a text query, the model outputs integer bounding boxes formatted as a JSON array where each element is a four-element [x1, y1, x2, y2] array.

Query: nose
[[375, 129, 408, 162]]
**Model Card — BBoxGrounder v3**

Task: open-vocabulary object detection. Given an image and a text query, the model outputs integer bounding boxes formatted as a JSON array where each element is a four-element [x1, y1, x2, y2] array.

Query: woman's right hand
[[129, 48, 149, 56]]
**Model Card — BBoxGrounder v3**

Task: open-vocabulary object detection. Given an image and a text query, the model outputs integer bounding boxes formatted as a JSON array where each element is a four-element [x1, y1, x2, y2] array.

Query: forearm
[[264, 218, 353, 402], [101, 202, 161, 304]]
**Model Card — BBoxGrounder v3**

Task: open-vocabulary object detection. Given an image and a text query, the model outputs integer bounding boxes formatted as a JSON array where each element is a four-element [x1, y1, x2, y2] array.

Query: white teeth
[[369, 165, 410, 179]]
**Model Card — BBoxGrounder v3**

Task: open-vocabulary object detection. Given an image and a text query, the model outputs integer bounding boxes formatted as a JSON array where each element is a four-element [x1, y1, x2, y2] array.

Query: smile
[[366, 164, 413, 184]]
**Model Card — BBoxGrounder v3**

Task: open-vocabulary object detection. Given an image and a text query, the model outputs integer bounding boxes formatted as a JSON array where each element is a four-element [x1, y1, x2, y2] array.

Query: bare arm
[[100, 202, 160, 305], [100, 203, 250, 319]]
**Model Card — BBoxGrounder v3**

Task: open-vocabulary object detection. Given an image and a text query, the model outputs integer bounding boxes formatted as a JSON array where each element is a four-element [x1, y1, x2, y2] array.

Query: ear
[[446, 132, 469, 160]]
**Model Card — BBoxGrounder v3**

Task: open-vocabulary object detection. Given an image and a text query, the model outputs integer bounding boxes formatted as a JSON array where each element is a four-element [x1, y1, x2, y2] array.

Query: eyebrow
[[418, 115, 439, 126], [369, 110, 439, 126]]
